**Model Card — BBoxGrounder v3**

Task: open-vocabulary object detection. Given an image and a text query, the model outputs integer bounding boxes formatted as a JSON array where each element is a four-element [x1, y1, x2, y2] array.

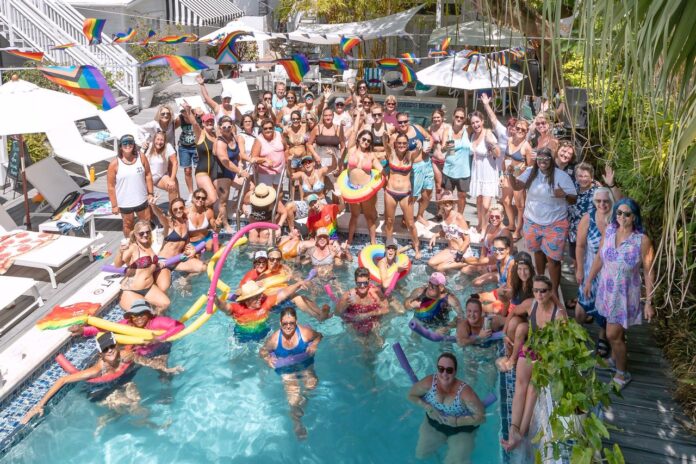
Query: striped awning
[[166, 0, 244, 27]]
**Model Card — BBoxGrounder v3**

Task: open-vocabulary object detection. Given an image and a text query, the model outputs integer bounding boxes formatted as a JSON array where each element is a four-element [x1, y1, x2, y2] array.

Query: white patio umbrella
[[0, 76, 99, 228], [416, 51, 524, 90]]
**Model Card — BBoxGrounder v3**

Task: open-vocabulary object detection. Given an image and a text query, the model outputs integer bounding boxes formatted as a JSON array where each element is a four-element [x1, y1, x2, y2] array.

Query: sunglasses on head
[[437, 365, 455, 374], [533, 287, 550, 294], [616, 210, 633, 217]]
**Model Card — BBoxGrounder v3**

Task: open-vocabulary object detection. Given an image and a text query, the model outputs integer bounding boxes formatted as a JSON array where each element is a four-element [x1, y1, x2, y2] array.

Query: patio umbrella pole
[[18, 134, 31, 230]]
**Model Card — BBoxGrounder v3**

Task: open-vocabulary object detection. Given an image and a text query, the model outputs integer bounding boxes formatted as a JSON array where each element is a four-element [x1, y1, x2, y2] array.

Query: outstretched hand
[[480, 93, 491, 106]]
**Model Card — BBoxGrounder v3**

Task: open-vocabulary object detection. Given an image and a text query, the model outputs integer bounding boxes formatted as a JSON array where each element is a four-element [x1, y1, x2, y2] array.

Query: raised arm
[[196, 74, 218, 111]]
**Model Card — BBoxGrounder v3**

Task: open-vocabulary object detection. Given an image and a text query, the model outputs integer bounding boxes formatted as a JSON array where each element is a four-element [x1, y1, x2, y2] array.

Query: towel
[[0, 231, 58, 274]]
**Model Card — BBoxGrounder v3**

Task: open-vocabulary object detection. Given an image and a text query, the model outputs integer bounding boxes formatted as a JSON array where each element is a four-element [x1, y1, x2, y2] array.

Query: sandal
[[566, 298, 577, 311], [612, 371, 632, 391], [595, 338, 611, 359], [512, 232, 522, 242]]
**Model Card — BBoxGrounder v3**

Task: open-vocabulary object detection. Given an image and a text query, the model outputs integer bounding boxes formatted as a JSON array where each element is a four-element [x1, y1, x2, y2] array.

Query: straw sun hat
[[236, 281, 266, 302], [250, 183, 277, 208]]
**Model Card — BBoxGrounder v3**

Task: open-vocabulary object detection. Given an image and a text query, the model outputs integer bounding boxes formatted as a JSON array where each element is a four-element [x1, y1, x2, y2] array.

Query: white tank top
[[115, 156, 148, 208]]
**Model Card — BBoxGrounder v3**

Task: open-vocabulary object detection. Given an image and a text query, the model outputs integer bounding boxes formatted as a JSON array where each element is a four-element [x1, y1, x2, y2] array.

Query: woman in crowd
[[461, 204, 511, 278], [348, 79, 369, 108], [301, 91, 319, 119], [501, 276, 567, 451], [237, 114, 258, 160], [468, 111, 501, 232], [138, 104, 178, 149], [107, 134, 154, 237], [176, 102, 201, 201], [575, 188, 614, 357], [279, 156, 332, 231], [284, 110, 314, 178], [335, 267, 389, 337], [428, 194, 471, 273], [309, 108, 344, 175], [529, 113, 559, 154], [404, 272, 462, 327], [383, 133, 421, 259], [429, 109, 452, 201], [354, 104, 392, 167], [496, 252, 536, 372], [251, 119, 287, 191], [192, 113, 220, 206], [456, 295, 505, 347], [259, 307, 323, 439], [584, 198, 655, 390], [276, 90, 303, 127], [472, 235, 515, 290], [187, 188, 219, 251], [145, 131, 179, 203], [197, 75, 242, 124], [442, 107, 472, 214], [298, 227, 344, 274], [253, 100, 274, 128], [502, 120, 533, 241], [246, 183, 279, 245], [383, 95, 399, 126], [408, 352, 485, 464], [345, 130, 383, 246], [554, 140, 577, 183], [115, 220, 170, 313], [214, 115, 250, 232], [509, 147, 577, 297]]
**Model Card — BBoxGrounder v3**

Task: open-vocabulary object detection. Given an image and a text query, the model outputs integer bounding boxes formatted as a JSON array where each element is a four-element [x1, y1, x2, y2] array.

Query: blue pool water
[[3, 249, 503, 463]]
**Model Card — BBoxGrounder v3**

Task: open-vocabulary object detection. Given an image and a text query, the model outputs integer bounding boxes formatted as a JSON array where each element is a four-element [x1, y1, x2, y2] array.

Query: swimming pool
[[2, 247, 504, 463]]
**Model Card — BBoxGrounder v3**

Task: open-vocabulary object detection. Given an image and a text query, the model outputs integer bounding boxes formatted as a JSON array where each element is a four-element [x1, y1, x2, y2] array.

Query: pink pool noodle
[[55, 353, 132, 384]]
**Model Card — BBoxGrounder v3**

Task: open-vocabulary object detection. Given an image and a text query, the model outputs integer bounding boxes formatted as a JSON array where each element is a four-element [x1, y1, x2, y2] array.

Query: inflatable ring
[[358, 244, 411, 285], [337, 169, 385, 204], [256, 273, 289, 296]]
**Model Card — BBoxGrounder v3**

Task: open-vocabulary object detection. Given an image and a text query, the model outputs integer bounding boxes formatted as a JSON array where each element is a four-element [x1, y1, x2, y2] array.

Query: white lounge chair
[[98, 106, 145, 146], [45, 122, 116, 178], [198, 56, 223, 82], [0, 204, 95, 288], [333, 69, 358, 92], [220, 78, 255, 115], [0, 276, 44, 334]]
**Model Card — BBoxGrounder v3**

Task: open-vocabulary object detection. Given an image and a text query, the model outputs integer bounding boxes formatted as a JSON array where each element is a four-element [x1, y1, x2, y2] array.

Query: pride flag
[[113, 28, 136, 43], [376, 58, 401, 70], [340, 37, 361, 55], [399, 63, 417, 83], [4, 49, 44, 61], [40, 65, 118, 111], [140, 55, 209, 76], [83, 18, 106, 45], [157, 35, 196, 44], [52, 42, 77, 50], [400, 53, 421, 65], [216, 31, 248, 64], [36, 302, 101, 330], [140, 30, 156, 46], [277, 54, 310, 84], [319, 57, 349, 71]]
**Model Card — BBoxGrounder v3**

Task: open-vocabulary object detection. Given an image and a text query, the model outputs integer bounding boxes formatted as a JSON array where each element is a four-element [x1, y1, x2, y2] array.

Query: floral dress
[[595, 224, 644, 328]]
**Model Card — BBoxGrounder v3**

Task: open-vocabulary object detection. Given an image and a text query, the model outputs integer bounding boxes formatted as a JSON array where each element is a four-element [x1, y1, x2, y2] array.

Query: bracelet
[[606, 183, 616, 188]]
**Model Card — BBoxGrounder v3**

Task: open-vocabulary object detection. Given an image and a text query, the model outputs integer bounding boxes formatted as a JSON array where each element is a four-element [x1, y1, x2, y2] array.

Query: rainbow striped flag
[[40, 65, 117, 111], [340, 37, 361, 55], [157, 35, 191, 44], [140, 55, 209, 77], [140, 30, 156, 46], [216, 30, 248, 64], [277, 54, 310, 84], [52, 42, 77, 50], [319, 57, 349, 71], [83, 18, 106, 45], [113, 28, 136, 43], [399, 63, 417, 84], [376, 58, 401, 70], [400, 53, 421, 65], [4, 49, 44, 61]]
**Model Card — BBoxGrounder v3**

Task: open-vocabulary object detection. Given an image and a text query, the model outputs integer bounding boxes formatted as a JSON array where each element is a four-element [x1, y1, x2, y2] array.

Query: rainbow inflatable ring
[[337, 169, 385, 204], [358, 244, 411, 285]]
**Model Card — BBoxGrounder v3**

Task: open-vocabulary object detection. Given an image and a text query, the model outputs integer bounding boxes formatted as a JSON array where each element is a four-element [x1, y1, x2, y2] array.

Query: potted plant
[[527, 319, 625, 463]]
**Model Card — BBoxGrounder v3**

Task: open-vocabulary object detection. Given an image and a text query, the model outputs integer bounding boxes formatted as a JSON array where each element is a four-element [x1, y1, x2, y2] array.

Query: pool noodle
[[102, 241, 207, 274], [206, 222, 279, 315], [409, 319, 504, 343], [324, 284, 339, 303], [384, 272, 400, 296], [391, 343, 497, 408], [213, 233, 219, 252], [271, 351, 313, 369], [55, 353, 133, 384]]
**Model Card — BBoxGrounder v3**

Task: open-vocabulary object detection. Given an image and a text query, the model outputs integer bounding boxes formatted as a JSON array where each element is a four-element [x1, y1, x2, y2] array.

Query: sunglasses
[[160, 112, 171, 116], [172, 207, 185, 213], [356, 281, 369, 288], [335, 103, 345, 107], [257, 106, 266, 111], [437, 365, 455, 374], [363, 101, 372, 105], [194, 195, 207, 201], [386, 101, 396, 105], [489, 215, 502, 220], [616, 210, 633, 218], [281, 321, 297, 328], [264, 97, 272, 101], [137, 231, 151, 237], [594, 199, 611, 205], [397, 120, 409, 125], [268, 256, 281, 262], [515, 126, 527, 132], [221, 125, 233, 130], [263, 127, 274, 131], [102, 345, 117, 353], [536, 122, 548, 126], [359, 85, 367, 89], [536, 156, 552, 162], [533, 288, 550, 294], [121, 142, 134, 147], [454, 115, 465, 120], [360, 137, 372, 143], [372, 112, 383, 117], [254, 259, 268, 264], [427, 282, 440, 289], [492, 246, 507, 253], [291, 118, 301, 122]]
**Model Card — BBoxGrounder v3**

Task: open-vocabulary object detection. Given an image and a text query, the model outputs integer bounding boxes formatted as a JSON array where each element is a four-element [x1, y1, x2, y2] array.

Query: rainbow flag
[[52, 42, 77, 50], [216, 30, 248, 64], [414, 297, 446, 322], [319, 57, 348, 71], [440, 37, 451, 52], [113, 28, 136, 43], [158, 35, 190, 44], [400, 53, 421, 65], [340, 37, 361, 55], [36, 302, 101, 330], [377, 58, 401, 70], [399, 63, 417, 84], [4, 49, 44, 61], [277, 53, 310, 84], [40, 65, 117, 111], [429, 37, 451, 57], [461, 51, 481, 72], [140, 30, 156, 46], [83, 18, 106, 45], [140, 55, 209, 77]]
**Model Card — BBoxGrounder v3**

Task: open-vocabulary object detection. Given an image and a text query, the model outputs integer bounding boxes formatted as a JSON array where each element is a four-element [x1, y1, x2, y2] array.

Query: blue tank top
[[407, 125, 425, 151], [443, 132, 471, 179], [274, 327, 314, 374]]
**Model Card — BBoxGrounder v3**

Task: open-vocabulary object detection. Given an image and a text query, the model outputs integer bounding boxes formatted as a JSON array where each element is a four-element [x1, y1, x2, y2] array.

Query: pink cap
[[201, 113, 215, 123], [429, 272, 446, 286]]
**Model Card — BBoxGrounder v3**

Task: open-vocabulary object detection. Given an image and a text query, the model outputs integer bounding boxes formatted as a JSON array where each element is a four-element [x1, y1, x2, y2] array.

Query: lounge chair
[[383, 71, 407, 96], [45, 122, 116, 178], [332, 69, 358, 92], [198, 56, 223, 82], [220, 78, 255, 115], [363, 68, 383, 93], [0, 276, 44, 335], [174, 96, 210, 115], [0, 204, 95, 288], [98, 106, 145, 146]]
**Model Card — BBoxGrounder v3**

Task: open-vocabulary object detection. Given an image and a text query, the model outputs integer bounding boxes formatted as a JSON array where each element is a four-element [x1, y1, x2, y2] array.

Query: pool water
[[3, 249, 503, 463]]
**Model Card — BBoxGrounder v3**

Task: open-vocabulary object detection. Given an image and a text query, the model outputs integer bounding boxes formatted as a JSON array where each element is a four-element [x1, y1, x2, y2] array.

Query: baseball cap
[[306, 194, 319, 204], [335, 97, 346, 105], [253, 250, 268, 261], [304, 92, 315, 99], [429, 272, 447, 286], [385, 238, 398, 249], [118, 134, 135, 146], [201, 113, 215, 123], [221, 90, 233, 100], [96, 331, 117, 353], [124, 299, 154, 316]]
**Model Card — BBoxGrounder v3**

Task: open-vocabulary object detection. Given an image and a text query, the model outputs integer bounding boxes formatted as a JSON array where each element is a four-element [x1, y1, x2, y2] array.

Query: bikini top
[[316, 125, 340, 147], [529, 301, 559, 332], [441, 220, 466, 240], [423, 377, 472, 417], [497, 256, 514, 286], [302, 176, 325, 194], [348, 152, 373, 172], [130, 249, 158, 269], [275, 326, 309, 357], [188, 213, 209, 232], [286, 128, 306, 147], [507, 143, 525, 162], [388, 153, 412, 174], [164, 226, 189, 243], [311, 248, 334, 266]]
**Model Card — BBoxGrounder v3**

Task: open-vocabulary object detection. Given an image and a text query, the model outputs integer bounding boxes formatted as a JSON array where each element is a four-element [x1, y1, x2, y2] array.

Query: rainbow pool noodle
[[102, 240, 207, 274]]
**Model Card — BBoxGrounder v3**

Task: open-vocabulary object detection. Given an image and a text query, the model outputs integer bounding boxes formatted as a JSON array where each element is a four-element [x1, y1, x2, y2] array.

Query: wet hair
[[280, 306, 297, 321], [611, 198, 644, 232], [533, 275, 553, 290], [493, 235, 511, 249], [168, 197, 186, 217], [510, 252, 535, 301], [465, 293, 483, 312], [355, 266, 370, 280], [437, 352, 458, 371], [525, 147, 557, 189]]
